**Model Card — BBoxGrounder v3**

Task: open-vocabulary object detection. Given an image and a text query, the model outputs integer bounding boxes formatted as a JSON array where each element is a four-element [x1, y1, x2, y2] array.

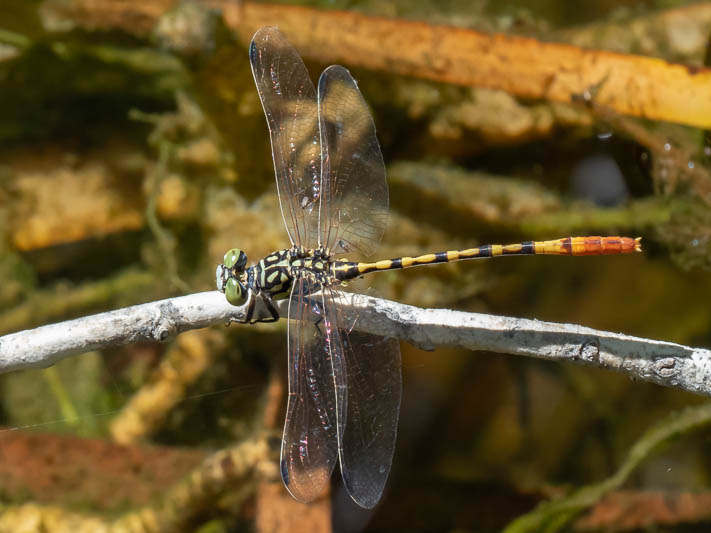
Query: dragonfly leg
[[261, 295, 280, 323], [312, 315, 325, 337], [298, 293, 327, 336], [224, 293, 254, 326], [248, 293, 280, 324], [242, 293, 257, 324]]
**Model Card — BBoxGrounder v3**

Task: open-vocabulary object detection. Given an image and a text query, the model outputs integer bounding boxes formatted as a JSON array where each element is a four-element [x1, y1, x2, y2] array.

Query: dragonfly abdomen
[[333, 236, 641, 280]]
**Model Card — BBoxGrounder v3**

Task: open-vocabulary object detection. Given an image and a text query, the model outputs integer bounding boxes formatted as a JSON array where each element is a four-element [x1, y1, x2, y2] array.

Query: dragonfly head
[[216, 248, 249, 306]]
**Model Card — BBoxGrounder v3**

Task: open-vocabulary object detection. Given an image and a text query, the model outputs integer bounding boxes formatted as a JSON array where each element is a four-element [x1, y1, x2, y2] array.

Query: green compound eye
[[225, 277, 247, 306], [223, 248, 247, 270]]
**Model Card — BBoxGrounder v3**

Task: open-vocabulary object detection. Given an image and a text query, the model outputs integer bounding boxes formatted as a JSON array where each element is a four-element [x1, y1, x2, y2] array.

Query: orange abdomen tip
[[574, 236, 642, 255]]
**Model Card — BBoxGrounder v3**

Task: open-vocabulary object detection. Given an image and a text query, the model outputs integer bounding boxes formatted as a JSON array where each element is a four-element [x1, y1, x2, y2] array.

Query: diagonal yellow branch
[[42, 0, 711, 128]]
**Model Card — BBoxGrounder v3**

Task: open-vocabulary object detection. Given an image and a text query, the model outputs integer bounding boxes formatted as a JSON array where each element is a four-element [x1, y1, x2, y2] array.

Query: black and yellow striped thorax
[[247, 248, 335, 300]]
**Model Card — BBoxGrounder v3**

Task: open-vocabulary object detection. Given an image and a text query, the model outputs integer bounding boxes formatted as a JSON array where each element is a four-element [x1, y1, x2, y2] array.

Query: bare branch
[[0, 291, 246, 373], [1, 291, 709, 397]]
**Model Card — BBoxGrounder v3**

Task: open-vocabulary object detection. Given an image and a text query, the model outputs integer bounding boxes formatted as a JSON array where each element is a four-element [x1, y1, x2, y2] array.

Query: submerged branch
[[0, 291, 709, 397]]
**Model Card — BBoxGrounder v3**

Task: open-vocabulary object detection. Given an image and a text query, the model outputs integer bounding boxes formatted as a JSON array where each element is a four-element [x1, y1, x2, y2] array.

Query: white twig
[[0, 291, 709, 397]]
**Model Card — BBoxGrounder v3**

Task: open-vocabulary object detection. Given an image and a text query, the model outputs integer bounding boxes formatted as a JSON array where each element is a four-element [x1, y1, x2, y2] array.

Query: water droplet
[[596, 131, 613, 140], [688, 161, 695, 169], [664, 142, 671, 151]]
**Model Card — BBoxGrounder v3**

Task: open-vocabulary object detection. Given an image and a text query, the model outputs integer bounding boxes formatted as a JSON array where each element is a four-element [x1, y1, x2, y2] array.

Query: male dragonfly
[[216, 26, 641, 509]]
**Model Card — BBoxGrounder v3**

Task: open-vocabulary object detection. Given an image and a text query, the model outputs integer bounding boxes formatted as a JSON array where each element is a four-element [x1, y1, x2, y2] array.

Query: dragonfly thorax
[[248, 247, 336, 301]]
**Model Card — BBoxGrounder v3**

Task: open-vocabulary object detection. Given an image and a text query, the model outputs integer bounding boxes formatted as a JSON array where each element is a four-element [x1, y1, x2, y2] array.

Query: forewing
[[318, 66, 389, 257], [250, 27, 321, 248], [331, 291, 402, 509], [280, 279, 344, 502]]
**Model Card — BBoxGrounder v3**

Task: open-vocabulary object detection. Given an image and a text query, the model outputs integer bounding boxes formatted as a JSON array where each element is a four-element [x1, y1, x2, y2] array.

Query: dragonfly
[[216, 26, 642, 509]]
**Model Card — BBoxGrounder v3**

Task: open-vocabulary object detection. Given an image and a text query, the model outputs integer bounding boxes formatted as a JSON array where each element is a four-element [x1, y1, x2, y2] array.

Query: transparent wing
[[318, 65, 389, 256], [330, 290, 401, 509], [280, 279, 344, 502], [250, 26, 321, 248]]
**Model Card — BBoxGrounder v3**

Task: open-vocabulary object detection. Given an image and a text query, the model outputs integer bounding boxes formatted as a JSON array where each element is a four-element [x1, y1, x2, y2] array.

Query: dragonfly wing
[[250, 26, 321, 249], [281, 279, 344, 502], [331, 290, 402, 509], [318, 65, 389, 257]]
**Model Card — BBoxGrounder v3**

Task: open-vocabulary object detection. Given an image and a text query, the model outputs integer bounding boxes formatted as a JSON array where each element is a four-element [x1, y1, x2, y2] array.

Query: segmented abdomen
[[534, 236, 641, 255]]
